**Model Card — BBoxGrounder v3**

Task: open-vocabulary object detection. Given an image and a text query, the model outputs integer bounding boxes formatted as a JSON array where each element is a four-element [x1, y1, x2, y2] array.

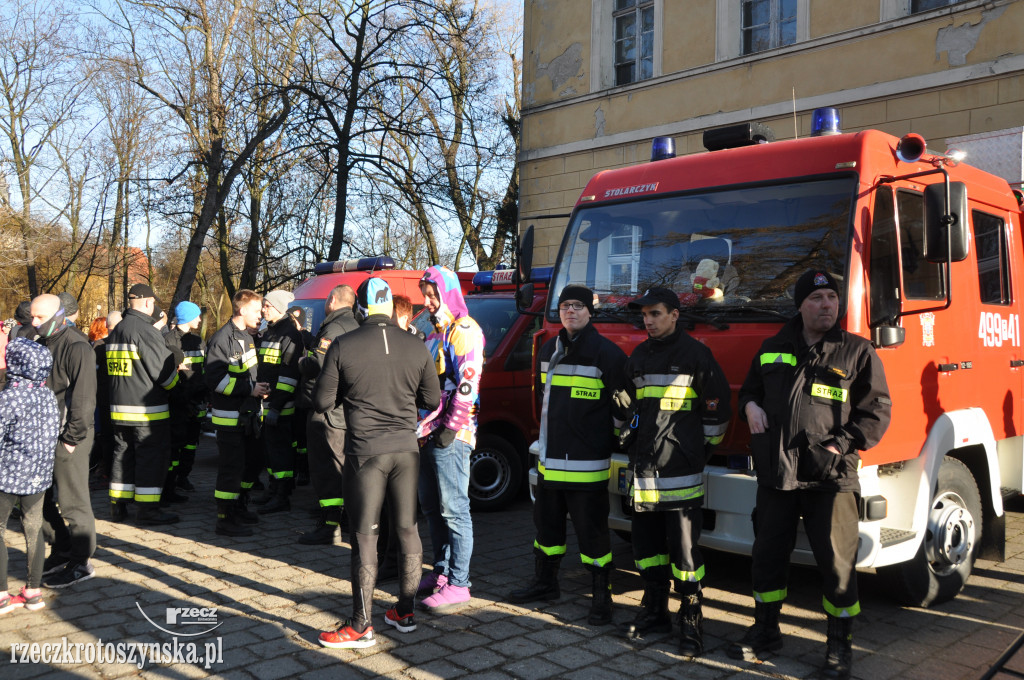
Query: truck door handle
[[1012, 360, 1024, 368], [937, 363, 959, 372]]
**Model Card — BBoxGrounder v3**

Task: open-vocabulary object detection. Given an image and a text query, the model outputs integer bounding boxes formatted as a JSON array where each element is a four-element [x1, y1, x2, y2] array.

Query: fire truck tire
[[469, 435, 523, 512], [880, 457, 981, 608]]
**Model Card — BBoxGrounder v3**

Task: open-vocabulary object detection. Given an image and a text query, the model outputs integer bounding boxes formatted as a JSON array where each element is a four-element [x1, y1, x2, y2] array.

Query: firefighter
[[286, 306, 312, 488], [205, 289, 270, 537], [295, 285, 359, 544], [506, 284, 627, 626], [620, 287, 730, 658], [729, 270, 891, 680], [104, 284, 181, 525], [254, 290, 303, 514], [164, 301, 207, 498]]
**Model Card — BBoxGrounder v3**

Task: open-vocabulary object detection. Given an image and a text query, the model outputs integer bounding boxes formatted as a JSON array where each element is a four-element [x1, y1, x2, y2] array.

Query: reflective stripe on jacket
[[106, 309, 179, 426], [205, 321, 260, 430]]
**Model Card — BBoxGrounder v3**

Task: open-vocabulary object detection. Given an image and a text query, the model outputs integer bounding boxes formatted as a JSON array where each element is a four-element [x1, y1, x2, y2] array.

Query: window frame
[[715, 0, 808, 62], [972, 210, 1012, 306], [613, 0, 655, 86], [591, 0, 663, 91], [740, 0, 797, 56]]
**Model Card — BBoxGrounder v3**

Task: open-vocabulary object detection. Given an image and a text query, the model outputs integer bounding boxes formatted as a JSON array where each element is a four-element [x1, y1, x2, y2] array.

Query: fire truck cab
[[520, 113, 1024, 606]]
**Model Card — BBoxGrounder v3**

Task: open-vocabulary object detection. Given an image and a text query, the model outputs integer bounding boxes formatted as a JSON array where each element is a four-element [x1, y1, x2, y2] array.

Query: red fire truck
[[519, 112, 1024, 606]]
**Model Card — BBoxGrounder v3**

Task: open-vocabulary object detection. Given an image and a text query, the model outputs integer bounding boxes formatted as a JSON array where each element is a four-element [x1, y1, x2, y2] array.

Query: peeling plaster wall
[[936, 6, 1008, 66], [535, 43, 584, 97]]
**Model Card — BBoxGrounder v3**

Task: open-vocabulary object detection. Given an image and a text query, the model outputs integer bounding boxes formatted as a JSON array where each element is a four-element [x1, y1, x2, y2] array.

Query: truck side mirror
[[517, 226, 535, 284], [923, 181, 969, 263], [516, 282, 535, 310], [871, 325, 905, 348]]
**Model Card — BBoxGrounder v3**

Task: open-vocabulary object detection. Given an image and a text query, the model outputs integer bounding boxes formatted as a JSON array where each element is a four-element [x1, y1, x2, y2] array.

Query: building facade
[[520, 0, 1024, 265]]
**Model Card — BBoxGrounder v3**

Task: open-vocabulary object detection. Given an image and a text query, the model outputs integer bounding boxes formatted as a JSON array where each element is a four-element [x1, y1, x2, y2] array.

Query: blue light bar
[[472, 271, 494, 287], [313, 256, 396, 275], [651, 137, 676, 161], [810, 108, 841, 137], [531, 267, 553, 283]]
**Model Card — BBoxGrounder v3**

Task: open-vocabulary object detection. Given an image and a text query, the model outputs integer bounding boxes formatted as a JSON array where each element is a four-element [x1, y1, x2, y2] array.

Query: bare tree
[[107, 0, 299, 305], [0, 0, 92, 295]]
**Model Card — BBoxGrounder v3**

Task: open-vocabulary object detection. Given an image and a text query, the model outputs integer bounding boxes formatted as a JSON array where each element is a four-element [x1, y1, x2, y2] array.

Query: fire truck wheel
[[469, 435, 523, 512], [880, 457, 981, 607]]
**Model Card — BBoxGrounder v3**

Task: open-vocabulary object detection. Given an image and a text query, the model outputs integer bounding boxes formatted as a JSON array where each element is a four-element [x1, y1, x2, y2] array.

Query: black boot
[[507, 555, 561, 604], [588, 567, 613, 625], [232, 491, 259, 525], [258, 478, 293, 514], [624, 582, 672, 640], [822, 615, 853, 680], [161, 471, 188, 505], [677, 592, 704, 659], [298, 508, 340, 545], [110, 501, 128, 523], [215, 501, 253, 537], [137, 504, 180, 525], [253, 477, 279, 505], [728, 600, 784, 660]]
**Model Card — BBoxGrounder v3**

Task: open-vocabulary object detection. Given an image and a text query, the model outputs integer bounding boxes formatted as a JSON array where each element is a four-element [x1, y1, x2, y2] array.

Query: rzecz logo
[[136, 603, 222, 637]]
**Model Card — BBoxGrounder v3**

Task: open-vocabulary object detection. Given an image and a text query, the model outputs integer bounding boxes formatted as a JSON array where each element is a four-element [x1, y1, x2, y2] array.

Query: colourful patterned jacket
[[416, 266, 485, 448]]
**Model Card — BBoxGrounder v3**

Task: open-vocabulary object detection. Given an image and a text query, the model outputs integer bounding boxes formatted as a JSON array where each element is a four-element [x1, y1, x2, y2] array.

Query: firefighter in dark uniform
[[254, 290, 303, 514], [205, 289, 270, 536], [105, 283, 181, 525], [287, 306, 313, 487], [164, 301, 207, 498], [506, 285, 627, 626], [295, 285, 359, 544], [620, 287, 731, 658], [729, 270, 891, 679]]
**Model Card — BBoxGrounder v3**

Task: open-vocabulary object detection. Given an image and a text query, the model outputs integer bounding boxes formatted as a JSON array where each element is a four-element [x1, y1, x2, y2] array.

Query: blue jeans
[[418, 438, 474, 588]]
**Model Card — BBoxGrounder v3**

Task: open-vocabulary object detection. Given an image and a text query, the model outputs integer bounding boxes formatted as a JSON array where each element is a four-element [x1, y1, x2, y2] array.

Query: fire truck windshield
[[548, 176, 856, 322]]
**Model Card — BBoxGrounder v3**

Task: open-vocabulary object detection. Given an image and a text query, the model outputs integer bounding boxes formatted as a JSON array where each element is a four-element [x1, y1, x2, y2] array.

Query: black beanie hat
[[794, 269, 839, 308], [558, 285, 595, 314]]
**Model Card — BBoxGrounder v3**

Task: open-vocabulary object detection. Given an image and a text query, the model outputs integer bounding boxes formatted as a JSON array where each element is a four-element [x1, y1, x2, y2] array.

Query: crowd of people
[[0, 267, 889, 679]]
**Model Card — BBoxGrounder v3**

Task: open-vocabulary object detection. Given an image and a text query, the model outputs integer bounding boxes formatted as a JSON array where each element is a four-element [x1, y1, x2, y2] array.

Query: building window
[[614, 0, 654, 85], [741, 0, 796, 55], [912, 0, 963, 13]]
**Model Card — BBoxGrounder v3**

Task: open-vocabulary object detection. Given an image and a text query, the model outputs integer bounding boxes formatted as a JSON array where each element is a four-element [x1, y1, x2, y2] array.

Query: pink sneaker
[[416, 573, 447, 598], [419, 583, 470, 612]]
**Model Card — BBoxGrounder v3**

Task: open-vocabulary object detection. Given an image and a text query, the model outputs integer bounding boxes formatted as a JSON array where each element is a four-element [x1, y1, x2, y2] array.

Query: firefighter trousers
[[214, 427, 263, 501], [532, 479, 612, 570], [307, 411, 345, 511], [631, 504, 704, 595], [109, 422, 171, 505], [264, 416, 295, 482], [169, 405, 201, 474], [750, 486, 860, 616]]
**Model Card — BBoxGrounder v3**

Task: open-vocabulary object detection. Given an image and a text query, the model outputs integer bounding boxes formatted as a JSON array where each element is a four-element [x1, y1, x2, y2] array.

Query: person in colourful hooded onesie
[[416, 265, 485, 612]]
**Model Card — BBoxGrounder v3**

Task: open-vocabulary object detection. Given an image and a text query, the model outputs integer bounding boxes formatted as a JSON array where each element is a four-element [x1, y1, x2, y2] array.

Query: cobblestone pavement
[[3, 438, 1024, 679]]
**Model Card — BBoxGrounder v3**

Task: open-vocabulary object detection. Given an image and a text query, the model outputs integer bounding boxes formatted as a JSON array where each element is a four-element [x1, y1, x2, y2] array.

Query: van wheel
[[469, 435, 522, 512], [880, 457, 981, 607]]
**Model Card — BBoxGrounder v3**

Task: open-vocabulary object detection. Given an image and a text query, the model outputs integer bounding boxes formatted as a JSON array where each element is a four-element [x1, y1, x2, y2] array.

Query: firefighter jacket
[[39, 321, 96, 446], [165, 327, 207, 416], [105, 309, 179, 426], [313, 314, 440, 457], [416, 266, 484, 448], [737, 316, 891, 493], [296, 307, 359, 414], [536, 322, 628, 490], [624, 324, 731, 512], [205, 320, 260, 430], [257, 316, 303, 417]]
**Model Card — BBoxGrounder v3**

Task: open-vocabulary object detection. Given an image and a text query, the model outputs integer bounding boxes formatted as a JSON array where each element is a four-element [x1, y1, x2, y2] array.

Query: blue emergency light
[[531, 267, 553, 283], [313, 256, 396, 275], [810, 108, 841, 137], [651, 137, 676, 161]]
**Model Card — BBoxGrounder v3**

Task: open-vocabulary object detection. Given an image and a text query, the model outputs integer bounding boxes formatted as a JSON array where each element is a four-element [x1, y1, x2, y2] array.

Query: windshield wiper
[[678, 309, 729, 331], [707, 306, 793, 321]]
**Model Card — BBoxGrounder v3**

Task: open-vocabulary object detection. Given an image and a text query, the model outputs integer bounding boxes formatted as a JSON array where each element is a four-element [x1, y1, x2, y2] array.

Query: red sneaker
[[318, 621, 376, 649], [384, 608, 416, 633]]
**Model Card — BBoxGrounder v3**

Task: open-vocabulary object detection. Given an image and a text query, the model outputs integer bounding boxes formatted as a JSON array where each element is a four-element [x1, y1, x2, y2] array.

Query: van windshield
[[547, 176, 856, 322]]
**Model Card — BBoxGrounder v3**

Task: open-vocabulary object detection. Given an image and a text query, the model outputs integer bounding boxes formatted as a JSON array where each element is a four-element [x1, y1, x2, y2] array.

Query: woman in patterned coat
[[0, 337, 60, 614]]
